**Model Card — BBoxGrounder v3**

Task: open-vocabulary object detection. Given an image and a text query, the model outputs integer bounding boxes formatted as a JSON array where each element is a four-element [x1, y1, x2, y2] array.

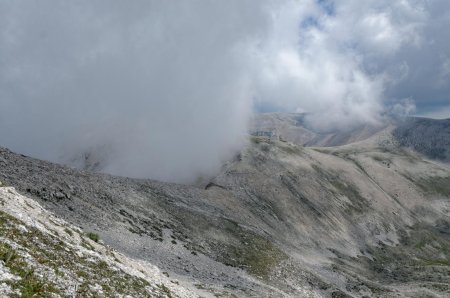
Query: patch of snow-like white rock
[[0, 186, 199, 298], [0, 262, 20, 296]]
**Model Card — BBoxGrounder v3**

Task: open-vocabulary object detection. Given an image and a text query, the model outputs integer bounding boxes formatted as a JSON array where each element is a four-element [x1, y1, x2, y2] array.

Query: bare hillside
[[1, 117, 450, 297]]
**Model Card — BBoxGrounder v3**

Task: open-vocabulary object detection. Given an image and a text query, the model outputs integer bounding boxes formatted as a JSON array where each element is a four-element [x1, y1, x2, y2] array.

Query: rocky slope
[[0, 186, 199, 297], [1, 114, 450, 297]]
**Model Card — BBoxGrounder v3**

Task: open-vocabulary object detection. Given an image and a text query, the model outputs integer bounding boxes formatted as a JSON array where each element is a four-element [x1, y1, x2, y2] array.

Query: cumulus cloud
[[252, 0, 386, 131], [0, 0, 449, 181], [253, 0, 433, 130]]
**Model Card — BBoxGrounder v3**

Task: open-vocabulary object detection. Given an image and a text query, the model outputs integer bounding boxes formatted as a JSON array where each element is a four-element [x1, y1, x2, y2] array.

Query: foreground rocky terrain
[[0, 187, 197, 297], [1, 114, 450, 297]]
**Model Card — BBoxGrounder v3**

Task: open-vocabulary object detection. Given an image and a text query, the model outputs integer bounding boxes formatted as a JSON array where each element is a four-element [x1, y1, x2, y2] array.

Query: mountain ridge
[[1, 114, 450, 297]]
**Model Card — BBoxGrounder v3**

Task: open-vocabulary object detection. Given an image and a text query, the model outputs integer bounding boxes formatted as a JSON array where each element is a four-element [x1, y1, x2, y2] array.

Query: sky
[[0, 0, 449, 182]]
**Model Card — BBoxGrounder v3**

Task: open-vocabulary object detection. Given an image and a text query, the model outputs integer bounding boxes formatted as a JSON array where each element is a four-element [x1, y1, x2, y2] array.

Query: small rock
[[54, 192, 66, 200]]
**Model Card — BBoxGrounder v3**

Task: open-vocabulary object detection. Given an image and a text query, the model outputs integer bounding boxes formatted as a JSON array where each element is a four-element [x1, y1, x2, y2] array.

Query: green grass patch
[[0, 241, 61, 297], [250, 136, 261, 144], [216, 220, 287, 279], [86, 231, 100, 242], [159, 283, 173, 298], [331, 180, 368, 213], [63, 227, 73, 236], [311, 164, 368, 214], [402, 174, 450, 197], [250, 136, 270, 144], [358, 224, 450, 288], [420, 258, 450, 267], [418, 176, 450, 197]]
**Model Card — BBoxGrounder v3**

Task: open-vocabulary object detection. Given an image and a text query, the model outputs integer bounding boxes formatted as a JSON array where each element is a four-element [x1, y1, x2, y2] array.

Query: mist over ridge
[[0, 0, 449, 182]]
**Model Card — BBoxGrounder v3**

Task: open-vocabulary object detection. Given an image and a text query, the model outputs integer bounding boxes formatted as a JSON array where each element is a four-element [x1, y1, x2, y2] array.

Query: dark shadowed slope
[[393, 117, 450, 162]]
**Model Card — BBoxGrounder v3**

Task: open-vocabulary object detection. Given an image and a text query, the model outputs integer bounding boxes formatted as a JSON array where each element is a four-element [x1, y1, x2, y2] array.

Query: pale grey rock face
[[1, 113, 450, 297], [0, 187, 199, 297], [250, 112, 388, 147]]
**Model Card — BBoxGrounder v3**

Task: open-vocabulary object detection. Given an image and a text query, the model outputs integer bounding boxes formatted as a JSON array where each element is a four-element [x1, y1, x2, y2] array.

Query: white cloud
[[391, 98, 417, 117], [0, 0, 449, 181], [0, 0, 269, 182], [253, 0, 446, 130]]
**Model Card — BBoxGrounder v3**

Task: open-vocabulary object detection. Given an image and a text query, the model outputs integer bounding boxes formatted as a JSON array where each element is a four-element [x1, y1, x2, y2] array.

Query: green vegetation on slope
[[0, 210, 172, 297], [403, 174, 450, 197], [330, 224, 450, 296], [204, 219, 287, 280]]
